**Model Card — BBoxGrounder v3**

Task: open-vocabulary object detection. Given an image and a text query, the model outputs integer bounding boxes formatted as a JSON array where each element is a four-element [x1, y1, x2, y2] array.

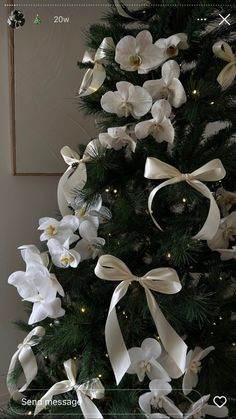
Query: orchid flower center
[[152, 123, 164, 133], [160, 86, 171, 99], [60, 254, 74, 266], [139, 360, 151, 373], [47, 224, 56, 237], [167, 45, 178, 56], [190, 360, 201, 373], [79, 207, 86, 218], [151, 395, 163, 409], [129, 54, 142, 67], [120, 102, 133, 117]]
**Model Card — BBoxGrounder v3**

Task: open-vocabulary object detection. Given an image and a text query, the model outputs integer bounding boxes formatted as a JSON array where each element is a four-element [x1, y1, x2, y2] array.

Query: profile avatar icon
[[7, 10, 25, 29]]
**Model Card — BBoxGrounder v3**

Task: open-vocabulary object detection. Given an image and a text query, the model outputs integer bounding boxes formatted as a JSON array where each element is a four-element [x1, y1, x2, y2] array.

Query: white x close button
[[219, 13, 231, 25]]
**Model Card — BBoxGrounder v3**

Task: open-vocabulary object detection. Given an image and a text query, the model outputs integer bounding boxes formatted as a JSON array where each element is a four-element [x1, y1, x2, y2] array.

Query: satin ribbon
[[144, 157, 226, 240], [213, 41, 236, 89], [7, 326, 45, 400], [114, 0, 136, 19], [95, 254, 187, 385], [57, 140, 101, 216], [34, 359, 104, 418], [79, 37, 115, 97]]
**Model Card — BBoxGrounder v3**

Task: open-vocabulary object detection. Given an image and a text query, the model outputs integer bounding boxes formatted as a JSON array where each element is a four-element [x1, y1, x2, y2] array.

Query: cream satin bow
[[144, 157, 226, 240], [57, 140, 101, 216], [34, 359, 104, 418], [95, 254, 187, 385], [7, 326, 45, 400], [213, 41, 236, 90], [79, 37, 115, 97]]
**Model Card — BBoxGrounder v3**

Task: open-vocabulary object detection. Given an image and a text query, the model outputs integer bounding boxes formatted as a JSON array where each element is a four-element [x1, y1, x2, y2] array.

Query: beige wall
[[0, 7, 60, 403], [0, 3, 103, 404]]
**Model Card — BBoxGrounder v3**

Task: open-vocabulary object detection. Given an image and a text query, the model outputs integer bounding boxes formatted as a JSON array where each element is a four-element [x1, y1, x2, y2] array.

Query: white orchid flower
[[135, 99, 174, 143], [47, 238, 81, 268], [18, 244, 49, 270], [155, 33, 188, 61], [139, 379, 183, 418], [182, 346, 214, 395], [115, 30, 164, 73], [38, 215, 80, 244], [99, 126, 137, 152], [127, 338, 170, 382], [74, 195, 111, 230], [101, 81, 152, 119], [75, 221, 105, 261], [216, 246, 236, 261], [8, 267, 65, 325], [184, 394, 228, 418], [143, 60, 187, 108], [207, 211, 236, 250]]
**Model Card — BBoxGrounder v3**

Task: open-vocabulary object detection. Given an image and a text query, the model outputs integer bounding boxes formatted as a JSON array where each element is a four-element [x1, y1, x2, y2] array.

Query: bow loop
[[213, 41, 235, 63], [95, 255, 187, 384], [190, 159, 226, 182], [144, 157, 181, 180], [95, 254, 134, 282], [60, 146, 81, 167], [64, 358, 78, 387]]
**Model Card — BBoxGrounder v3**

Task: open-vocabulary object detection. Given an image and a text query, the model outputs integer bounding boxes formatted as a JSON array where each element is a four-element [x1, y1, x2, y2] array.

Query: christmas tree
[[3, 1, 236, 418]]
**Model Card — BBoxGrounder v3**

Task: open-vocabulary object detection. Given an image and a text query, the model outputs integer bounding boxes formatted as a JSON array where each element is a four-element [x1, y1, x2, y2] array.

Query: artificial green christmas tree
[[3, 1, 236, 418]]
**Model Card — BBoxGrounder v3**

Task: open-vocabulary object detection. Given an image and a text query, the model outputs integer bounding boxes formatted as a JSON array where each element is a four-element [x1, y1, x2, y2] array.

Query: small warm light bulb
[[122, 311, 126, 315], [213, 322, 216, 326], [105, 188, 110, 193], [210, 101, 214, 105], [105, 353, 109, 358], [49, 323, 53, 327], [73, 356, 77, 360], [192, 89, 198, 95], [98, 374, 102, 378], [28, 411, 33, 416], [44, 355, 48, 359], [182, 197, 187, 203], [219, 276, 223, 281], [80, 307, 86, 313], [232, 342, 236, 347], [167, 252, 171, 259], [219, 316, 223, 320], [113, 189, 118, 194], [108, 233, 112, 237]]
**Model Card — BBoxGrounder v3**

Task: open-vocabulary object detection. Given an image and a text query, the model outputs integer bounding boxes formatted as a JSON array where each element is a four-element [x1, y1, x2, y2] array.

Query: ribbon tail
[[217, 62, 236, 90], [148, 177, 182, 231], [105, 281, 131, 384], [18, 346, 37, 393], [190, 181, 221, 240], [144, 287, 187, 376], [57, 163, 87, 216], [57, 167, 75, 216], [79, 64, 106, 97], [34, 380, 71, 416], [6, 350, 22, 400], [77, 392, 103, 419]]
